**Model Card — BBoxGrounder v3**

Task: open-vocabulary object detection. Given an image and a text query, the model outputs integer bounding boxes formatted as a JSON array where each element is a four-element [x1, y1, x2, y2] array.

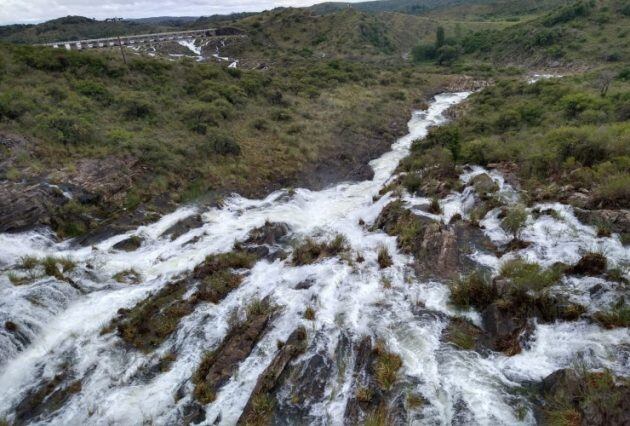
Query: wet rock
[[294, 279, 315, 290], [243, 221, 290, 246], [470, 173, 499, 197], [161, 214, 203, 241], [375, 200, 495, 280], [574, 208, 630, 235], [443, 317, 483, 351], [567, 253, 607, 276], [0, 181, 66, 232], [535, 368, 630, 426], [14, 373, 82, 424], [193, 299, 275, 404], [5, 320, 18, 332], [237, 327, 307, 425], [112, 235, 143, 252], [480, 302, 531, 355]]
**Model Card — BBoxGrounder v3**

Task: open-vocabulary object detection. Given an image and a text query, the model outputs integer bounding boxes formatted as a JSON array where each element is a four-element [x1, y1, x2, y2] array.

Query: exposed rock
[[13, 373, 82, 424], [0, 182, 66, 232], [112, 235, 143, 252], [193, 299, 275, 403], [470, 173, 499, 197], [535, 368, 630, 426], [480, 302, 532, 356], [375, 200, 496, 280], [161, 214, 204, 241], [566, 192, 592, 209], [243, 221, 290, 246], [574, 208, 630, 235], [5, 320, 18, 332], [487, 162, 520, 188], [237, 327, 307, 425], [567, 253, 607, 276]]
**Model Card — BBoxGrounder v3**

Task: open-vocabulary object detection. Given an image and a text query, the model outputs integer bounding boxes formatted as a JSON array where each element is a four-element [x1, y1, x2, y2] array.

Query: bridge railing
[[40, 28, 217, 50]]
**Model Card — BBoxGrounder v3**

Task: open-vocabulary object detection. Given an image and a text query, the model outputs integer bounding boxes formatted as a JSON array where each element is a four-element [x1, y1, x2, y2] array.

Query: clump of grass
[[373, 342, 403, 391], [19, 255, 38, 270], [499, 258, 563, 292], [445, 318, 480, 350], [428, 197, 441, 214], [449, 271, 497, 310], [291, 234, 349, 266], [406, 393, 426, 409], [356, 386, 373, 402], [245, 393, 275, 426], [304, 306, 316, 321], [593, 299, 629, 329], [158, 352, 177, 372], [377, 246, 393, 269], [364, 407, 389, 426], [113, 268, 142, 284], [7, 271, 29, 285], [381, 276, 392, 289]]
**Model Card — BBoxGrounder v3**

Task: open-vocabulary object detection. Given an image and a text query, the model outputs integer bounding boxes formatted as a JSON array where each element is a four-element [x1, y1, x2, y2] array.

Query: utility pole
[[117, 36, 127, 65]]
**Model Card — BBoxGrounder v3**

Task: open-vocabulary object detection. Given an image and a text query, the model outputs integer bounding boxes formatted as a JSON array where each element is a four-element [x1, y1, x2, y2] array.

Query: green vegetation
[[291, 234, 349, 266], [404, 74, 630, 208], [593, 299, 630, 329], [373, 342, 403, 391], [541, 368, 629, 426], [377, 245, 393, 269], [0, 40, 452, 237], [449, 271, 496, 310], [499, 258, 564, 292]]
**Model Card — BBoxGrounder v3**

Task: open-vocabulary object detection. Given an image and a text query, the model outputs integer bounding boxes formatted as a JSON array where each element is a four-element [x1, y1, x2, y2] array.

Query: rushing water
[[0, 92, 628, 425]]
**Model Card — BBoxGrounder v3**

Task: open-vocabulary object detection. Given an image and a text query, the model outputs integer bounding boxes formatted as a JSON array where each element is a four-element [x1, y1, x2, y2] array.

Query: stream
[[0, 91, 628, 425]]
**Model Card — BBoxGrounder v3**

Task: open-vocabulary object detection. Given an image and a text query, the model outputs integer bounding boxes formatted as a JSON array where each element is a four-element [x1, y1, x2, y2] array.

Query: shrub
[[501, 205, 528, 240], [207, 131, 241, 156], [74, 80, 111, 103], [120, 96, 154, 120], [44, 113, 94, 146], [449, 271, 496, 310]]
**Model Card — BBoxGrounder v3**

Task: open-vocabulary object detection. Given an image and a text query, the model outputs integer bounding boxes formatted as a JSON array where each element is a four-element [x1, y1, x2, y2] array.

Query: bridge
[[41, 28, 225, 50]]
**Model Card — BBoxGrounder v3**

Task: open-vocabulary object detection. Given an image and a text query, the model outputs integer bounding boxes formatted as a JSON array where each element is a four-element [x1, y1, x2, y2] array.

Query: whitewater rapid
[[0, 92, 628, 425]]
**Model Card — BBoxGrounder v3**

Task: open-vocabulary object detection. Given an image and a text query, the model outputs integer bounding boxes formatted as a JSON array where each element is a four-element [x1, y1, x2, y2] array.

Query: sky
[[0, 0, 365, 25]]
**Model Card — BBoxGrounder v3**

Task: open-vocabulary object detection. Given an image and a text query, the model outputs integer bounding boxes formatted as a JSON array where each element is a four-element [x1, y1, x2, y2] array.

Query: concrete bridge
[[42, 28, 222, 50]]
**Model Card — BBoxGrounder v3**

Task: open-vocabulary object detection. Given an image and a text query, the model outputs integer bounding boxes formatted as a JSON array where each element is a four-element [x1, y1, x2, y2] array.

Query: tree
[[436, 26, 445, 49]]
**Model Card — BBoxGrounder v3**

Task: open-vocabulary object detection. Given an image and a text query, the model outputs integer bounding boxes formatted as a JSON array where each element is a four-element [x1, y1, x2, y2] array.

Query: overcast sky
[[0, 0, 365, 25]]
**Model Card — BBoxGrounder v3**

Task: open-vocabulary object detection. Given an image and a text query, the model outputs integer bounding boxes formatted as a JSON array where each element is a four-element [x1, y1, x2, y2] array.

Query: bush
[[120, 95, 154, 120], [207, 131, 241, 156], [74, 80, 111, 103], [44, 113, 94, 146], [377, 246, 393, 269], [499, 258, 563, 292], [449, 271, 496, 310], [501, 205, 528, 240]]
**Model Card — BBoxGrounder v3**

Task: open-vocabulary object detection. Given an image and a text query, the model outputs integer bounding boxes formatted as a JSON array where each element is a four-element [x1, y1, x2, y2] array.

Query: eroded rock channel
[[0, 92, 628, 425]]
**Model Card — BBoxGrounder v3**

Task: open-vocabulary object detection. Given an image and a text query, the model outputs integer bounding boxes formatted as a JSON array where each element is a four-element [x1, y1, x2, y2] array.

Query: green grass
[[449, 271, 497, 310], [499, 258, 564, 292]]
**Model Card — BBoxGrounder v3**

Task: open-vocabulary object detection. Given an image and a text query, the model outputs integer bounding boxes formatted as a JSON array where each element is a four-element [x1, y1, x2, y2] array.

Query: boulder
[[470, 173, 499, 196], [112, 235, 143, 252]]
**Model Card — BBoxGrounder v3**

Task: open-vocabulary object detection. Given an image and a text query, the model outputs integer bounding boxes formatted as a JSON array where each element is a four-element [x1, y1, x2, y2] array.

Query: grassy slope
[[0, 16, 179, 44], [0, 42, 453, 236], [458, 0, 630, 68]]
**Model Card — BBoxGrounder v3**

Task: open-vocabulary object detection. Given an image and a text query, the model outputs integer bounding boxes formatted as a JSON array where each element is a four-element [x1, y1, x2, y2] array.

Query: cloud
[[0, 0, 362, 25]]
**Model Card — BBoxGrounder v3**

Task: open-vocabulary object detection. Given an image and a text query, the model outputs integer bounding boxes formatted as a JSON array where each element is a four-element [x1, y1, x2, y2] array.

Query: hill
[[0, 16, 177, 44]]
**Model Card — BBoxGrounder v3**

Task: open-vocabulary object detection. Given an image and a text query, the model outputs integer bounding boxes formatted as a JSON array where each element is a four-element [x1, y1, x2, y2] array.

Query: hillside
[[0, 16, 179, 44]]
